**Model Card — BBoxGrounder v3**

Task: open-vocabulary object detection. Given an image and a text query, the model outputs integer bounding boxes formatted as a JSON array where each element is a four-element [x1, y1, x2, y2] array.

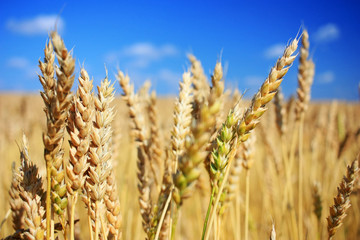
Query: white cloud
[[105, 43, 178, 68], [317, 71, 335, 84], [158, 69, 180, 83], [6, 15, 64, 35], [314, 24, 340, 43], [123, 43, 177, 59], [244, 76, 263, 86], [6, 57, 37, 79], [264, 44, 285, 59], [7, 57, 29, 69]]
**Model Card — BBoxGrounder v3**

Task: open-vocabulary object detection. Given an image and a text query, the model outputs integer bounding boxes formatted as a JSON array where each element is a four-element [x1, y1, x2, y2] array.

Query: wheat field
[[0, 30, 359, 240]]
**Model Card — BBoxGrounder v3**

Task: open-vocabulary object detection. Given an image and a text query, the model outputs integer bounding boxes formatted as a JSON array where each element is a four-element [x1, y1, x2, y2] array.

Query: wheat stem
[[201, 187, 216, 240], [154, 189, 173, 240], [69, 193, 77, 240], [244, 170, 250, 240]]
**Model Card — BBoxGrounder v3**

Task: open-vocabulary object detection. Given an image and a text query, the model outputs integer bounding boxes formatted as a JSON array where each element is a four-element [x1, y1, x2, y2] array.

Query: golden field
[[0, 93, 359, 239]]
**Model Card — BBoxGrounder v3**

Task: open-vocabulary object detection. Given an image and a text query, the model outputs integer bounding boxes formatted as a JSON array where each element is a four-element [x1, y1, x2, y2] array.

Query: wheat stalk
[[188, 54, 209, 120]]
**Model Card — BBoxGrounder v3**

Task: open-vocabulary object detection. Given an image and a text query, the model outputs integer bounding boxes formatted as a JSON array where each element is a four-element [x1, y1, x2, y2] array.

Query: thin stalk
[[281, 135, 291, 212], [86, 196, 94, 240], [214, 215, 218, 240], [168, 217, 173, 240], [170, 205, 179, 240], [201, 187, 216, 240], [70, 194, 77, 240], [317, 218, 321, 240], [64, 221, 69, 240], [100, 215, 107, 239], [216, 217, 221, 240], [288, 121, 300, 173], [46, 163, 51, 240], [154, 190, 173, 240], [95, 201, 99, 240], [244, 171, 250, 240], [51, 211, 55, 240], [236, 192, 241, 240], [281, 134, 298, 238], [298, 113, 304, 240], [287, 120, 300, 240]]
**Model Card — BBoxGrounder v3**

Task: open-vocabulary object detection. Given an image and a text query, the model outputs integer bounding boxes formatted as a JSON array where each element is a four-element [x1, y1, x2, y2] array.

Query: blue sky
[[1, 0, 360, 100]]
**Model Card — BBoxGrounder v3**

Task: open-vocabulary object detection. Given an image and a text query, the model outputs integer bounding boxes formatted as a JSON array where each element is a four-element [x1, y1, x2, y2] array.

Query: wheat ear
[[237, 37, 298, 142], [149, 72, 194, 240], [117, 71, 152, 235], [66, 68, 94, 240], [204, 37, 299, 240], [327, 156, 359, 240], [273, 87, 287, 136], [295, 29, 314, 120], [210, 106, 243, 217], [188, 54, 209, 120], [9, 162, 25, 231], [171, 71, 193, 172], [17, 134, 46, 240], [148, 91, 163, 187], [85, 76, 115, 240], [39, 31, 75, 238], [51, 30, 76, 220], [104, 170, 122, 240], [295, 29, 314, 239], [173, 62, 224, 206]]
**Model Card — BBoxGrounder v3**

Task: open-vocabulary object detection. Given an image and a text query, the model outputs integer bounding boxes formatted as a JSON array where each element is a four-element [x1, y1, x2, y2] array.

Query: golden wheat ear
[[15, 134, 46, 240], [39, 31, 75, 238], [117, 70, 152, 236], [173, 61, 224, 206], [9, 161, 25, 232], [66, 67, 94, 240], [84, 75, 115, 240], [327, 155, 359, 240]]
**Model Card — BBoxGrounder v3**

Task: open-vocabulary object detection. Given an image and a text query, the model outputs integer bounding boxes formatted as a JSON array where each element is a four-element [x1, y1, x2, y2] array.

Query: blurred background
[[1, 0, 360, 100]]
